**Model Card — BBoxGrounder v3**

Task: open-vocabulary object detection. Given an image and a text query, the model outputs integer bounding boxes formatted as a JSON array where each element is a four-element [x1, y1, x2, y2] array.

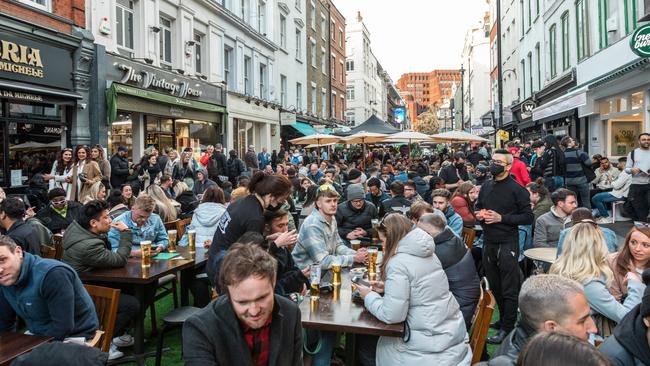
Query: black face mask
[[489, 163, 505, 176]]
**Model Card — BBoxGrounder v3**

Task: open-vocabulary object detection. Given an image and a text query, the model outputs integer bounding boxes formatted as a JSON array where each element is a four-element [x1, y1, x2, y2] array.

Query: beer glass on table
[[367, 246, 378, 275], [309, 263, 321, 300], [350, 239, 361, 251], [332, 259, 341, 285], [167, 230, 177, 252], [188, 230, 196, 253], [140, 241, 152, 268]]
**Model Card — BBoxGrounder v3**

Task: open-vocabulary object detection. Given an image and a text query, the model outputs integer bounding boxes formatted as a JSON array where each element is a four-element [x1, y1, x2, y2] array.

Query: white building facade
[[461, 18, 491, 129]]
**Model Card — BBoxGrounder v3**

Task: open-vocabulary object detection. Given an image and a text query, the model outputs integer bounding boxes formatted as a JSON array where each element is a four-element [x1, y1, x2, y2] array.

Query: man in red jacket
[[508, 147, 531, 187]]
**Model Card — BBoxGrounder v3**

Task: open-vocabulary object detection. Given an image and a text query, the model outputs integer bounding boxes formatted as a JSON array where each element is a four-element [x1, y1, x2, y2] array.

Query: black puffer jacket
[[600, 305, 650, 366], [379, 195, 412, 218], [433, 228, 481, 328], [110, 154, 130, 188], [335, 200, 378, 242], [476, 323, 535, 366]]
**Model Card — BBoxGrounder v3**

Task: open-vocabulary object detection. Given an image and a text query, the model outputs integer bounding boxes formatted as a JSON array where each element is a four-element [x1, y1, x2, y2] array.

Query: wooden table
[[0, 332, 52, 365], [79, 246, 207, 365], [300, 268, 404, 364]]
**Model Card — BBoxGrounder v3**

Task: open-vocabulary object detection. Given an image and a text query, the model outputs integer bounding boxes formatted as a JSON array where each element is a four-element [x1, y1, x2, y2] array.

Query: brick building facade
[[327, 0, 346, 124], [397, 70, 462, 128]]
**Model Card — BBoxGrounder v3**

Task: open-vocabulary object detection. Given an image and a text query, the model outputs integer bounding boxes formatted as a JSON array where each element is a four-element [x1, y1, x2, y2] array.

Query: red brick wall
[[0, 0, 86, 34]]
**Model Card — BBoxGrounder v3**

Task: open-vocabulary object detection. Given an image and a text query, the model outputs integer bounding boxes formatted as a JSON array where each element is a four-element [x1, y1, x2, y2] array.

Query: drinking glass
[[188, 230, 196, 253], [367, 246, 378, 275], [140, 241, 152, 268], [167, 230, 177, 253]]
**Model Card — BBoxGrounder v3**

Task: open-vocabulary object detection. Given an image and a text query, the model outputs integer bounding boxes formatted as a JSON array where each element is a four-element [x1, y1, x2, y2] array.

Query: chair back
[[176, 217, 191, 239], [164, 220, 179, 231], [40, 244, 57, 259], [84, 284, 120, 352], [469, 277, 496, 364], [462, 227, 476, 249], [51, 233, 64, 260]]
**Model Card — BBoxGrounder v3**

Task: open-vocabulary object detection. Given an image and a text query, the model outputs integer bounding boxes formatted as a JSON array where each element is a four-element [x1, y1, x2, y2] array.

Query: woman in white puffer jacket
[[357, 213, 472, 365]]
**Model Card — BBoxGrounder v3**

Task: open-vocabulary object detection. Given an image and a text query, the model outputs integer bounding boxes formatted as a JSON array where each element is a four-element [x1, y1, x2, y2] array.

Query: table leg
[[180, 269, 192, 306], [133, 285, 146, 355], [345, 333, 357, 366]]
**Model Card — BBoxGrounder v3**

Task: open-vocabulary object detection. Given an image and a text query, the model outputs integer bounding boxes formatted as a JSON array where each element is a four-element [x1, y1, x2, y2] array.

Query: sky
[[334, 0, 489, 81]]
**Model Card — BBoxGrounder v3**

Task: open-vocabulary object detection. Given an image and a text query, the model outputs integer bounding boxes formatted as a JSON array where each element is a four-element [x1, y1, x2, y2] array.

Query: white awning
[[532, 86, 587, 122]]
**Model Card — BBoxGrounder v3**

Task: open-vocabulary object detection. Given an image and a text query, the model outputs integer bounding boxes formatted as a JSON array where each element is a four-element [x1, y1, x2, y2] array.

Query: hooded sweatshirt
[[600, 305, 650, 366], [180, 202, 227, 246]]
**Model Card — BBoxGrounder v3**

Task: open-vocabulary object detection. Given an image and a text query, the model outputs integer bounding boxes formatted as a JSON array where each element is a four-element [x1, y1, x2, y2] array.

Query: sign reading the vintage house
[[0, 32, 74, 90], [630, 23, 650, 57], [117, 64, 204, 98]]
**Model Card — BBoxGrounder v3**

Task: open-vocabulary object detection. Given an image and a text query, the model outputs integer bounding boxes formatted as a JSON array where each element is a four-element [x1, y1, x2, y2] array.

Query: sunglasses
[[318, 184, 334, 192]]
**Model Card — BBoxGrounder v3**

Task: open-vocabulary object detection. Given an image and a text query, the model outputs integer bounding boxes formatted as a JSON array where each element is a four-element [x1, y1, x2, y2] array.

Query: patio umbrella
[[289, 134, 341, 163], [381, 130, 434, 158], [429, 130, 489, 143], [341, 131, 389, 168]]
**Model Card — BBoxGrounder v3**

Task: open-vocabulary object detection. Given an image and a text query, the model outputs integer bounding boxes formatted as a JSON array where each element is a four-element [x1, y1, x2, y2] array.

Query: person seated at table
[[192, 167, 218, 197], [261, 210, 306, 296], [179, 185, 227, 248], [533, 188, 577, 249], [379, 181, 412, 217], [550, 221, 644, 336], [182, 244, 303, 366], [35, 187, 83, 235], [145, 184, 178, 223], [417, 211, 480, 330], [526, 180, 553, 222], [107, 189, 129, 220], [365, 177, 390, 208], [0, 197, 40, 254], [108, 195, 168, 256], [430, 188, 463, 237], [61, 200, 140, 360], [0, 235, 99, 341], [173, 181, 199, 219], [159, 174, 175, 199], [408, 200, 433, 225], [450, 182, 479, 227], [335, 184, 378, 245], [605, 225, 650, 303], [477, 274, 598, 365], [556, 208, 619, 255], [356, 213, 472, 365]]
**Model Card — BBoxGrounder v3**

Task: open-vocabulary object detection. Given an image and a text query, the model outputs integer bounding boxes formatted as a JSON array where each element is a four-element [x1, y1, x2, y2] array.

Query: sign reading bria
[[118, 64, 203, 98], [0, 39, 44, 78]]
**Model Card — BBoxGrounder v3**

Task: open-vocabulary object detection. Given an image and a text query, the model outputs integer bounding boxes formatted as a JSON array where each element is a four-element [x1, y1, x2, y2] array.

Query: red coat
[[510, 158, 531, 186], [450, 195, 476, 226]]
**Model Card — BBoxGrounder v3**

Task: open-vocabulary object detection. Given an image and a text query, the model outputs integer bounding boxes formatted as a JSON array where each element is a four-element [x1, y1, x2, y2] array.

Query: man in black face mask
[[439, 153, 470, 191], [475, 149, 534, 344]]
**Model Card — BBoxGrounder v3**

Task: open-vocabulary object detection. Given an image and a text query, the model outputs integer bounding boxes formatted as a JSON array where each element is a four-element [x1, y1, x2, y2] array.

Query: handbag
[[577, 150, 596, 182]]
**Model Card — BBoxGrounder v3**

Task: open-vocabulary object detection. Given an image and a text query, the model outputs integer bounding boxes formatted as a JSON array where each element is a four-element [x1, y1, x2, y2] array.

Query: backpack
[[207, 158, 219, 180]]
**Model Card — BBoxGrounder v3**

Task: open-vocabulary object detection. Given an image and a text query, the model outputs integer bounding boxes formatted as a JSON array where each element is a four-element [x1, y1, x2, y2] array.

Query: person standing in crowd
[[605, 225, 650, 303], [159, 174, 175, 199], [109, 146, 130, 190], [244, 145, 259, 173], [467, 145, 484, 167], [182, 244, 303, 366], [356, 213, 472, 365], [257, 147, 270, 170], [526, 180, 553, 221], [476, 149, 534, 344], [61, 200, 139, 360], [439, 153, 470, 191], [599, 269, 650, 366], [207, 172, 293, 286], [450, 182, 479, 227], [550, 221, 644, 336], [211, 143, 228, 183], [336, 184, 378, 244], [533, 189, 577, 248], [90, 145, 111, 187], [71, 145, 102, 203], [379, 181, 412, 217], [539, 135, 565, 191], [431, 188, 464, 237], [173, 151, 196, 189], [157, 147, 171, 174], [136, 154, 161, 192], [0, 197, 40, 254], [108, 195, 168, 255], [45, 148, 74, 192], [307, 163, 324, 184], [592, 157, 631, 223], [417, 212, 480, 329], [198, 145, 214, 168], [560, 136, 592, 209], [366, 177, 390, 208], [508, 147, 531, 187], [36, 188, 83, 234], [226, 150, 246, 186], [625, 133, 650, 221]]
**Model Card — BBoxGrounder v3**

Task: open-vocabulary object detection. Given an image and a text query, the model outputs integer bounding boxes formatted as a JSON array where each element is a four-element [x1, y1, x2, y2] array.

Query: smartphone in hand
[[351, 276, 371, 287]]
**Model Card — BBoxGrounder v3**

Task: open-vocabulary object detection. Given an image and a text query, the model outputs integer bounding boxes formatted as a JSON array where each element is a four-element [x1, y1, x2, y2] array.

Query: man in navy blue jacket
[[0, 235, 98, 341]]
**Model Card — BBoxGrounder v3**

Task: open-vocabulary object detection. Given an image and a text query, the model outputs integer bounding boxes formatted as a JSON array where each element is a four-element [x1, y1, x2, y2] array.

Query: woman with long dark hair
[[526, 179, 552, 221], [606, 225, 650, 302], [137, 154, 161, 191], [71, 145, 102, 202], [356, 214, 471, 365], [45, 147, 74, 192], [450, 181, 479, 226]]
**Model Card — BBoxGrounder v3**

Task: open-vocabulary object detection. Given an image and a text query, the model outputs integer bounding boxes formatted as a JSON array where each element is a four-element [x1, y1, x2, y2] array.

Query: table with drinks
[[299, 245, 403, 365], [79, 229, 205, 365], [0, 332, 53, 365]]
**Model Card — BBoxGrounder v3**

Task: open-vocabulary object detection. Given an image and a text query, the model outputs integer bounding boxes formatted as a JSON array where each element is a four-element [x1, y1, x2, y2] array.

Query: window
[[535, 43, 541, 90], [346, 112, 355, 124], [331, 21, 335, 40], [258, 0, 266, 33], [521, 59, 526, 97], [527, 0, 532, 28], [561, 12, 570, 70], [224, 47, 234, 89], [259, 63, 267, 98], [340, 96, 345, 119], [339, 63, 344, 83], [18, 0, 51, 11], [296, 83, 302, 109], [310, 2, 315, 29], [159, 17, 173, 68], [280, 14, 287, 48], [331, 55, 336, 79], [346, 60, 354, 71], [240, 0, 246, 20], [194, 32, 203, 74], [339, 30, 343, 48], [331, 92, 336, 117], [280, 75, 287, 106], [321, 49, 326, 74], [321, 14, 326, 39], [244, 56, 252, 94], [310, 41, 316, 68], [295, 29, 302, 60], [528, 52, 533, 95], [321, 91, 327, 117], [520, 0, 525, 36], [311, 86, 317, 113], [576, 0, 590, 60], [600, 0, 622, 47], [116, 0, 134, 55], [347, 85, 355, 100], [549, 24, 557, 78]]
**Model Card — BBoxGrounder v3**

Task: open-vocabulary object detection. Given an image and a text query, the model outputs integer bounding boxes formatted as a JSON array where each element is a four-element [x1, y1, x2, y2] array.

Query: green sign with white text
[[630, 23, 650, 57]]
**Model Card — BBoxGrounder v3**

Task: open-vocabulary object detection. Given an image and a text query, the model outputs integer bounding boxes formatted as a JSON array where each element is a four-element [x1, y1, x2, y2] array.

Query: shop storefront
[[226, 92, 281, 158], [530, 71, 581, 146], [100, 53, 226, 160], [0, 19, 89, 189]]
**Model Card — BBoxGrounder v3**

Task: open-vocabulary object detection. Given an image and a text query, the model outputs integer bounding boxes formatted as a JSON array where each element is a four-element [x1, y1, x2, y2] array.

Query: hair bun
[[642, 268, 650, 286]]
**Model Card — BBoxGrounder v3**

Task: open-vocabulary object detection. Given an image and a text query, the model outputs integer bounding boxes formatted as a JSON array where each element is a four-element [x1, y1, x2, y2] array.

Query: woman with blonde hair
[[146, 184, 178, 223], [606, 224, 650, 302], [82, 181, 107, 204], [164, 149, 179, 177], [356, 213, 471, 365], [90, 144, 111, 182], [72, 145, 102, 202], [550, 221, 644, 333]]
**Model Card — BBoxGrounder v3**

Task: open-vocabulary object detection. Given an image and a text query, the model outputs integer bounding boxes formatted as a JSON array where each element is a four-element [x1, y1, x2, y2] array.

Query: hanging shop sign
[[521, 100, 537, 120], [117, 63, 204, 98], [630, 23, 650, 57]]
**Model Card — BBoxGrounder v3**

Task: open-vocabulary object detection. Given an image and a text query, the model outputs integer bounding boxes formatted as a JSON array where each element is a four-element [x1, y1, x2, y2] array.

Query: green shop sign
[[630, 23, 650, 57]]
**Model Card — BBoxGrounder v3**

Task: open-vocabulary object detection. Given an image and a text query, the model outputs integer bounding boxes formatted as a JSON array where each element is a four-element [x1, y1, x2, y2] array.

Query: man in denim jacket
[[108, 195, 168, 256]]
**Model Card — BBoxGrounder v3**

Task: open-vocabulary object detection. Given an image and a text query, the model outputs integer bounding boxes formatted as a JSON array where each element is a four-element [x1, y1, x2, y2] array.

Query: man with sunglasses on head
[[36, 188, 83, 235], [476, 149, 534, 345]]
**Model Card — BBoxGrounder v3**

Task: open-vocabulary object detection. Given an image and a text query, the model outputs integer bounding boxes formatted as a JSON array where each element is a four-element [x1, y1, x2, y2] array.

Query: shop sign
[[630, 23, 650, 57], [521, 100, 537, 119], [280, 112, 296, 126], [0, 89, 43, 102], [0, 33, 73, 90], [117, 64, 203, 98]]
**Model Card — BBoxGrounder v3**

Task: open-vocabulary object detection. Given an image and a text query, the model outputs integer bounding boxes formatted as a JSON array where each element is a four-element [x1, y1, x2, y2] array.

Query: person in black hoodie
[[0, 197, 40, 254], [210, 143, 228, 185], [600, 268, 650, 366], [226, 150, 245, 186], [379, 180, 412, 218], [109, 146, 130, 189], [476, 149, 534, 344]]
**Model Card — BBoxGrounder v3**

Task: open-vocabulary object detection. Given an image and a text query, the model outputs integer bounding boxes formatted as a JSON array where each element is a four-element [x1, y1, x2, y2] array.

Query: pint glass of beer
[[332, 259, 341, 285], [167, 230, 177, 253], [367, 246, 378, 275], [309, 263, 321, 300], [188, 230, 196, 253], [140, 241, 152, 268], [350, 239, 361, 251]]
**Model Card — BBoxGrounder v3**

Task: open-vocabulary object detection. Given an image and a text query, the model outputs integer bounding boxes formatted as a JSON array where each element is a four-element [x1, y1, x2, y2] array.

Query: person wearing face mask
[[476, 149, 534, 344], [439, 153, 470, 191], [207, 172, 294, 287]]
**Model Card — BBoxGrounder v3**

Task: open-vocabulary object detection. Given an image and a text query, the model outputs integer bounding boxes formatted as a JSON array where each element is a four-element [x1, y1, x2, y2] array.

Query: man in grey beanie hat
[[335, 184, 378, 245]]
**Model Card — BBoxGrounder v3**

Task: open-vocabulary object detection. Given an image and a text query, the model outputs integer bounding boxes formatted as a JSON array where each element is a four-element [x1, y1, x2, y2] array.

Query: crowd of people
[[1, 133, 650, 365]]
